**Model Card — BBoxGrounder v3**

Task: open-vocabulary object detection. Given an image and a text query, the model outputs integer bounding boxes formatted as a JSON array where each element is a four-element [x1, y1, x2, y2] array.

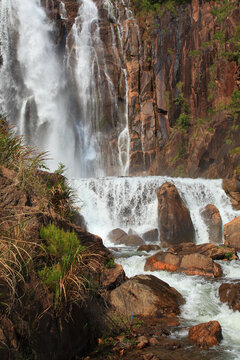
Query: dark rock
[[156, 182, 195, 247], [118, 234, 145, 246], [219, 282, 240, 312], [200, 204, 222, 244], [72, 211, 87, 230], [101, 263, 126, 290], [107, 228, 128, 244], [142, 229, 159, 243]]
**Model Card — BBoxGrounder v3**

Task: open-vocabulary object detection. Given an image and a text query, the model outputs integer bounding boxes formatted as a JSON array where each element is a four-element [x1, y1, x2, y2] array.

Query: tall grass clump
[[39, 223, 90, 308], [0, 119, 47, 172]]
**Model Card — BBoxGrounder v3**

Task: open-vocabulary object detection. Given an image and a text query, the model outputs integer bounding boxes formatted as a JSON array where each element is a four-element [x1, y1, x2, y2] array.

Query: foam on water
[[72, 175, 240, 359], [72, 175, 240, 244]]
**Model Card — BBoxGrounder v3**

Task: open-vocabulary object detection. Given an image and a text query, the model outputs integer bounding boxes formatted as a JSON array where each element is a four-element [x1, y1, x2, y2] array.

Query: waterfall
[[0, 0, 79, 173], [71, 176, 240, 245], [72, 175, 240, 359], [59, 1, 67, 20]]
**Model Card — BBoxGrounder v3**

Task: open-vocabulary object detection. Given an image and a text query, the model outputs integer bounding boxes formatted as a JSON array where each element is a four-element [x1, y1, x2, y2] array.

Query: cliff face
[[44, 0, 240, 178]]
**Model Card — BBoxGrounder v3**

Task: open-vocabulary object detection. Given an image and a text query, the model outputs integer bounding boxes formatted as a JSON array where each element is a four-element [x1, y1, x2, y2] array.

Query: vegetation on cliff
[[0, 120, 113, 359]]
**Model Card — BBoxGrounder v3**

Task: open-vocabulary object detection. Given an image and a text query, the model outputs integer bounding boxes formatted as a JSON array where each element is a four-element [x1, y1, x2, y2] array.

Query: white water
[[0, 0, 77, 173], [73, 175, 240, 359], [0, 0, 131, 177], [72, 176, 240, 244]]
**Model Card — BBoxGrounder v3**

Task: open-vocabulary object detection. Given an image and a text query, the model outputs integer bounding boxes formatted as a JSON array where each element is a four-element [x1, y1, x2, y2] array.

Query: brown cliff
[[45, 0, 240, 178]]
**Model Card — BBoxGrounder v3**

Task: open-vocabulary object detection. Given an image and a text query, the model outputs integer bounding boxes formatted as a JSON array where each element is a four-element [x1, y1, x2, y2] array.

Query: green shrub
[[105, 258, 115, 269], [39, 223, 86, 307], [39, 223, 83, 260], [176, 113, 191, 130], [188, 49, 201, 57], [229, 90, 240, 112], [225, 251, 234, 260], [231, 147, 240, 155]]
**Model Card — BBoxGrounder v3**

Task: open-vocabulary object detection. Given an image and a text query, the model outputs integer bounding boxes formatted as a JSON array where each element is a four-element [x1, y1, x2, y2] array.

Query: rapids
[[72, 175, 240, 360]]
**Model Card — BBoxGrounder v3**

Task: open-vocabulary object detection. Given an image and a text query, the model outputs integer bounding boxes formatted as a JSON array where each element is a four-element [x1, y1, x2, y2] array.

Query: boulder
[[137, 244, 161, 252], [200, 204, 222, 244], [101, 263, 126, 290], [156, 182, 195, 247], [219, 282, 240, 312], [108, 229, 144, 246], [108, 228, 128, 244], [189, 321, 223, 348], [119, 234, 145, 246], [167, 243, 238, 261], [110, 274, 184, 318], [224, 217, 240, 250], [144, 251, 222, 278], [128, 228, 138, 236], [223, 178, 240, 210], [142, 229, 159, 243]]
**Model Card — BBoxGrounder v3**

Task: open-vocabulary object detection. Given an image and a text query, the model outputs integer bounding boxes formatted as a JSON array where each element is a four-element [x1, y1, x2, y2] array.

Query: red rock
[[144, 250, 222, 278], [137, 244, 161, 252], [189, 321, 223, 348], [224, 217, 240, 250], [156, 183, 195, 247]]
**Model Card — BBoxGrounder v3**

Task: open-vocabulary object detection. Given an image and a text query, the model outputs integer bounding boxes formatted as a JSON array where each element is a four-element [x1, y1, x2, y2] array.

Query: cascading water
[[72, 175, 240, 359], [66, 0, 120, 177], [0, 0, 127, 177], [0, 0, 78, 173], [1, 0, 240, 358], [72, 176, 240, 244]]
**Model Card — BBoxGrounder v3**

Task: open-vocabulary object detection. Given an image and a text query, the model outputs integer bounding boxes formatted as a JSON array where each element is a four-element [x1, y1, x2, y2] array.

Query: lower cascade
[[72, 175, 240, 359]]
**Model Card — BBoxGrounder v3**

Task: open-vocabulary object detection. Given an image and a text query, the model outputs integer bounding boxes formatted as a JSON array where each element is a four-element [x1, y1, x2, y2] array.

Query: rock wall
[[44, 0, 240, 178]]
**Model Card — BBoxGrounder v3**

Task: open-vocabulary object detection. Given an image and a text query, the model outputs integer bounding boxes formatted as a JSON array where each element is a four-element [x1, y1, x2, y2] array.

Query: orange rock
[[145, 250, 222, 278], [189, 321, 223, 348], [224, 217, 240, 250]]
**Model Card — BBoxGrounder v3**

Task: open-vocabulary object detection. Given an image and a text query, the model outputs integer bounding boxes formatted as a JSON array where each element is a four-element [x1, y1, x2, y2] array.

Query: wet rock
[[224, 217, 240, 250], [108, 229, 144, 246], [108, 228, 128, 244], [137, 244, 161, 252], [156, 183, 195, 247], [110, 274, 184, 318], [189, 321, 223, 348], [219, 282, 240, 312], [101, 263, 126, 290], [200, 204, 222, 244], [128, 228, 138, 236], [168, 243, 238, 261], [142, 229, 159, 243], [120, 234, 145, 246], [144, 250, 222, 278]]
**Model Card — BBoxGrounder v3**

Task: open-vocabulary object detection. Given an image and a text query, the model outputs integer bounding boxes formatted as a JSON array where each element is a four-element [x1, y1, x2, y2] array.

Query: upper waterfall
[[0, 0, 135, 177]]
